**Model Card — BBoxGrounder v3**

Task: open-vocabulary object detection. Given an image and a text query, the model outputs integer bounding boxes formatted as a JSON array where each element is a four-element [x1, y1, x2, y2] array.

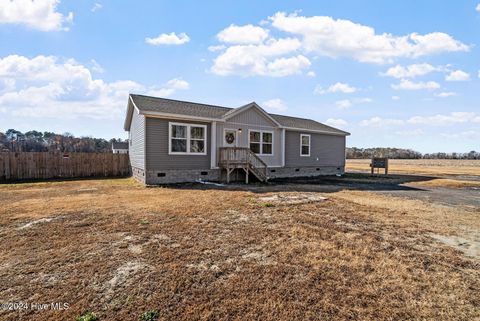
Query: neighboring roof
[[127, 94, 349, 136], [112, 142, 129, 150]]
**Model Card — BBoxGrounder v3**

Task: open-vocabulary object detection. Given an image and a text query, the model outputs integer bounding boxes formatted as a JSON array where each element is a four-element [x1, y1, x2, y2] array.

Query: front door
[[224, 129, 237, 147]]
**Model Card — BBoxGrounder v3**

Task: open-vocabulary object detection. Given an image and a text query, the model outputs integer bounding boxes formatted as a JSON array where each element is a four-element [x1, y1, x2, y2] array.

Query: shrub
[[140, 310, 160, 321], [75, 311, 98, 321]]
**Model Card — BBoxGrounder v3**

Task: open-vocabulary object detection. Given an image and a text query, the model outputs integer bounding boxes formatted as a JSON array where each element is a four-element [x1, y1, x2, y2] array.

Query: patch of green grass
[[75, 311, 98, 321], [140, 310, 159, 321], [261, 202, 275, 207]]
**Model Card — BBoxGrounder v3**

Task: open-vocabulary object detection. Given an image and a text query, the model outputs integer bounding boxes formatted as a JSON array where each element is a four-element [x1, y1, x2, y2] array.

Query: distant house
[[124, 94, 349, 184], [112, 141, 129, 154]]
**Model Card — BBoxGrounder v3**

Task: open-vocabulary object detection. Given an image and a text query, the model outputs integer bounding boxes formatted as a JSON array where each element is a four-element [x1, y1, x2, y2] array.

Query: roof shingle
[[129, 94, 349, 135]]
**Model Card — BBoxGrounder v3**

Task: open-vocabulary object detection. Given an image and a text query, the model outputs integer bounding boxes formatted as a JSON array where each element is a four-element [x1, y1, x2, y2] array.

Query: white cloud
[[334, 97, 371, 110], [210, 38, 310, 77], [208, 45, 226, 52], [166, 78, 189, 90], [269, 12, 469, 64], [392, 96, 400, 100], [90, 59, 104, 73], [210, 12, 469, 78], [435, 92, 457, 98], [359, 117, 404, 127], [266, 55, 311, 77], [146, 78, 189, 97], [391, 79, 440, 90], [440, 130, 479, 139], [315, 82, 357, 95], [395, 129, 424, 136], [408, 112, 478, 125], [0, 0, 73, 31], [145, 32, 190, 46], [0, 78, 15, 93], [335, 99, 352, 109], [445, 70, 470, 81], [325, 118, 348, 128], [476, 3, 480, 12], [217, 24, 269, 44], [91, 3, 102, 12], [355, 97, 372, 103], [306, 71, 316, 77], [0, 54, 189, 119], [381, 63, 440, 78], [262, 98, 287, 112]]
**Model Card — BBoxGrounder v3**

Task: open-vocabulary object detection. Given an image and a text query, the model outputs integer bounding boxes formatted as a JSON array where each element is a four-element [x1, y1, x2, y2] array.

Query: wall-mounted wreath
[[225, 132, 235, 144]]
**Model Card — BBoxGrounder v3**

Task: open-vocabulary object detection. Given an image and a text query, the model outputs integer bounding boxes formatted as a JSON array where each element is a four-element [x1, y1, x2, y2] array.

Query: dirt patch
[[431, 234, 480, 259], [258, 192, 327, 205], [16, 217, 59, 230], [107, 261, 148, 290]]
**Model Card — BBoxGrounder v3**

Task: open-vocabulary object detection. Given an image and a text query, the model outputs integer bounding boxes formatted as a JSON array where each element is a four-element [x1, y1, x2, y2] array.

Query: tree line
[[0, 129, 126, 153], [347, 147, 480, 160], [1, 129, 478, 159]]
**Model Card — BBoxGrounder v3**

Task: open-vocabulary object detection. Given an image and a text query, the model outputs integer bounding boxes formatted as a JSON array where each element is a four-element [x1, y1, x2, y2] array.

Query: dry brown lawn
[[347, 159, 480, 178], [0, 178, 479, 320]]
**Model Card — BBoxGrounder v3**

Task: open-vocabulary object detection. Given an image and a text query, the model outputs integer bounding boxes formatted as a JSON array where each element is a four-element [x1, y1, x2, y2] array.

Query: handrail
[[219, 147, 268, 180]]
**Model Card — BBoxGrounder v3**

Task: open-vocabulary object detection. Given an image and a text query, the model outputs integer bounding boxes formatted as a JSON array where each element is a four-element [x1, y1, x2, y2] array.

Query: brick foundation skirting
[[140, 166, 344, 184], [146, 169, 221, 185], [267, 166, 344, 179]]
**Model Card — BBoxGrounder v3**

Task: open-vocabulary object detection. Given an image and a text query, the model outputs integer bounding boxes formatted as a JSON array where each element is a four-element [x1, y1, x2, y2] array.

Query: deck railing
[[218, 147, 267, 181]]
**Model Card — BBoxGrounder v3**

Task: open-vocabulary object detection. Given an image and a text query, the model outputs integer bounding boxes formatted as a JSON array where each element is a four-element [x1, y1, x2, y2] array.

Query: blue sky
[[0, 0, 478, 152]]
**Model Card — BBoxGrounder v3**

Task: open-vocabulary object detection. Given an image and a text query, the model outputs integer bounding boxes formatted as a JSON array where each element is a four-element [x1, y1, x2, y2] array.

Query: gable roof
[[222, 102, 282, 127], [112, 142, 128, 150], [126, 94, 349, 136]]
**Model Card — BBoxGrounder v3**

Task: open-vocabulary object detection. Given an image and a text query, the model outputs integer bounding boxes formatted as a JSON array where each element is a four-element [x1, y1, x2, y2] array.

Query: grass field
[[347, 159, 480, 178], [0, 174, 479, 320]]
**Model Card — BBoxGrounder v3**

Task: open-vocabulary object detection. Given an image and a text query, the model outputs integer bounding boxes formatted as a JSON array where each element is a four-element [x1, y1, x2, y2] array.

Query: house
[[124, 94, 350, 184], [112, 141, 129, 154]]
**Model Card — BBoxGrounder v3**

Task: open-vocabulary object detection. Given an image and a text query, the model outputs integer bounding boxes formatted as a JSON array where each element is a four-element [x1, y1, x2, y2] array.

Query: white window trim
[[168, 122, 207, 155], [248, 129, 274, 156], [300, 134, 311, 157]]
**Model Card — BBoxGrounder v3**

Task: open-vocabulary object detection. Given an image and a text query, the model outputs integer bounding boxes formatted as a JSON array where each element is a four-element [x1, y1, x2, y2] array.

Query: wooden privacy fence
[[0, 152, 131, 181]]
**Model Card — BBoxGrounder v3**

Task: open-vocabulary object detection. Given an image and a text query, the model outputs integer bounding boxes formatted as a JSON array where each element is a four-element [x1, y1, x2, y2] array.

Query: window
[[190, 126, 205, 153], [249, 130, 273, 155], [169, 122, 207, 155], [300, 134, 310, 156]]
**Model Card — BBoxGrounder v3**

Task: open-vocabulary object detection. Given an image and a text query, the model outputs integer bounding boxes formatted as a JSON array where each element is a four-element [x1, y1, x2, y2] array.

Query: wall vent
[[200, 171, 208, 175], [157, 173, 166, 177]]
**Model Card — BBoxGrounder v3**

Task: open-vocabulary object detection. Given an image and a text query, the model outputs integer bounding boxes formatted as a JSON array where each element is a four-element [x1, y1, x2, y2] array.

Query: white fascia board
[[282, 126, 350, 136], [142, 111, 225, 123]]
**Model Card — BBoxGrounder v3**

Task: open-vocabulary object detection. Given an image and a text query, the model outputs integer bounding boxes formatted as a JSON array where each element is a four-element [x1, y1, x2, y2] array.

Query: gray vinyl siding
[[216, 122, 282, 167], [128, 111, 145, 170], [285, 130, 346, 167], [146, 117, 211, 170], [226, 107, 277, 127]]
